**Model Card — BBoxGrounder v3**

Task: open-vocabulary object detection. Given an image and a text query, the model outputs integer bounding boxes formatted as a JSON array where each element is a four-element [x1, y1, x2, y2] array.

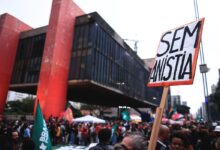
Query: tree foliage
[[5, 97, 35, 115], [210, 79, 220, 111], [209, 77, 220, 120], [210, 91, 220, 111], [80, 103, 101, 110]]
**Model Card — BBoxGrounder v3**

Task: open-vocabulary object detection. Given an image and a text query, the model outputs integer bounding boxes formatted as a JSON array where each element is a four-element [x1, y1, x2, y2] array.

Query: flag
[[121, 110, 130, 121], [168, 106, 177, 118], [171, 113, 184, 121], [32, 101, 52, 150], [63, 107, 73, 123]]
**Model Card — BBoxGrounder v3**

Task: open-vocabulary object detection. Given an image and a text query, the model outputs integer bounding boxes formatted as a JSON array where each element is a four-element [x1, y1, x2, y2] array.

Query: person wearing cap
[[214, 126, 220, 141], [215, 126, 220, 134], [211, 125, 220, 149]]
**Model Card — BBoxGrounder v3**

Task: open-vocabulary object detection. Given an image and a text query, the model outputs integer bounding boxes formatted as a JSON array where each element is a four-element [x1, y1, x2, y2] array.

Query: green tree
[[210, 79, 220, 111], [209, 78, 220, 121], [5, 96, 35, 115], [80, 103, 100, 110], [210, 92, 220, 111]]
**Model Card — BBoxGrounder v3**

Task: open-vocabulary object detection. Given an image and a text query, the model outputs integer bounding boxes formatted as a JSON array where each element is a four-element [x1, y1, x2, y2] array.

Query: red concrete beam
[[36, 0, 84, 118], [0, 13, 31, 115]]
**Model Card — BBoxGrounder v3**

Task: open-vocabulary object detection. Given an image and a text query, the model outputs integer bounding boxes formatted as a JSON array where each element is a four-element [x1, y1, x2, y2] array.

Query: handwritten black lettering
[[180, 53, 192, 79], [162, 56, 174, 81], [173, 54, 182, 80], [169, 27, 184, 54], [157, 31, 172, 57], [149, 19, 204, 85], [180, 20, 202, 50]]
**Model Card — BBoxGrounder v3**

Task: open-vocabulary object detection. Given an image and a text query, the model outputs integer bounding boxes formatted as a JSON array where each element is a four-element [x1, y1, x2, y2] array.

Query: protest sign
[[148, 18, 205, 87], [148, 18, 205, 150]]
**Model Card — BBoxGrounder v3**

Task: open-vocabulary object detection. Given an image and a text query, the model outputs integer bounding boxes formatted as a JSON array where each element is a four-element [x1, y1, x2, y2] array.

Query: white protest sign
[[148, 18, 205, 87]]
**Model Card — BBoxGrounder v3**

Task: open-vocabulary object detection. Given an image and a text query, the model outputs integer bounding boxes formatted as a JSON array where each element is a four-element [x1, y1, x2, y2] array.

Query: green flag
[[32, 101, 52, 150], [121, 110, 130, 121]]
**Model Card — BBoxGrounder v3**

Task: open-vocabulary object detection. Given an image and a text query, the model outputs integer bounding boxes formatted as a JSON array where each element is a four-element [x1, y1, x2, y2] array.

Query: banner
[[148, 18, 205, 87], [32, 101, 52, 150], [63, 107, 73, 123], [121, 110, 130, 121]]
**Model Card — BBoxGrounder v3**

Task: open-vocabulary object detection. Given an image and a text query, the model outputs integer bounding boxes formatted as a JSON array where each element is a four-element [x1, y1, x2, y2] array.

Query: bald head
[[158, 125, 170, 141]]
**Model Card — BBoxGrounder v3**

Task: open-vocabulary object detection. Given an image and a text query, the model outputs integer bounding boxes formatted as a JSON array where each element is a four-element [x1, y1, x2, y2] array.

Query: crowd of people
[[1, 115, 220, 150]]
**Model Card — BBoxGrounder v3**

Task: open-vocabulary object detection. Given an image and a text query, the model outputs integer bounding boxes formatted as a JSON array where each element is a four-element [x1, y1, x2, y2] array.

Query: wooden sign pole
[[148, 86, 169, 150]]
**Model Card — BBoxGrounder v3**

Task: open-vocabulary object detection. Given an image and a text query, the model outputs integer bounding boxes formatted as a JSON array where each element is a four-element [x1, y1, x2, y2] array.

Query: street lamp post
[[194, 0, 211, 122]]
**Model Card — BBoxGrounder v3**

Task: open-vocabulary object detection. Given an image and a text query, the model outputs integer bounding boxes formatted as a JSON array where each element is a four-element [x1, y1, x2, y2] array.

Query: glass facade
[[10, 12, 162, 105], [11, 33, 46, 84], [69, 12, 156, 102]]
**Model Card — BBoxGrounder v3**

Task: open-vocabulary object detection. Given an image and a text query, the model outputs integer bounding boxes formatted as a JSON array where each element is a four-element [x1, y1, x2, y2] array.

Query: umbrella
[[73, 115, 105, 123]]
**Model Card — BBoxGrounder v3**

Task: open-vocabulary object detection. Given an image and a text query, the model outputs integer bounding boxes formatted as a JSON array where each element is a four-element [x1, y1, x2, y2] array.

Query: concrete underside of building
[[10, 80, 157, 108]]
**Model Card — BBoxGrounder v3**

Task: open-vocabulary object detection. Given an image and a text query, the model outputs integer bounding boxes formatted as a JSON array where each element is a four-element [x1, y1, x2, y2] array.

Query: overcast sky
[[1, 0, 220, 114]]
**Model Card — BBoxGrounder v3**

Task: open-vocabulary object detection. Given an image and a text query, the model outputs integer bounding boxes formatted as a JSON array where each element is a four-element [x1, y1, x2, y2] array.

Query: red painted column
[[0, 14, 31, 115], [36, 0, 84, 118]]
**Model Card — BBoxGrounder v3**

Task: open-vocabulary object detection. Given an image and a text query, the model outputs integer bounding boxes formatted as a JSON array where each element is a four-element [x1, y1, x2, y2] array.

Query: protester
[[1, 115, 220, 150], [55, 123, 61, 145], [89, 128, 113, 150], [3, 131, 21, 150], [114, 131, 148, 150], [69, 123, 78, 145], [156, 125, 170, 150], [215, 137, 220, 150], [170, 133, 187, 150], [21, 138, 35, 150]]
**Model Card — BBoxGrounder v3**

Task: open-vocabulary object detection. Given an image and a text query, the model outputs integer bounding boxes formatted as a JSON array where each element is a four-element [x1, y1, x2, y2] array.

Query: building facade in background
[[0, 0, 162, 118], [171, 95, 181, 108]]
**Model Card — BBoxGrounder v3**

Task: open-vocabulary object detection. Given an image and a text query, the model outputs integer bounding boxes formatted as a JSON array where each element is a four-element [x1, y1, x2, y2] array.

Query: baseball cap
[[214, 126, 220, 132]]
